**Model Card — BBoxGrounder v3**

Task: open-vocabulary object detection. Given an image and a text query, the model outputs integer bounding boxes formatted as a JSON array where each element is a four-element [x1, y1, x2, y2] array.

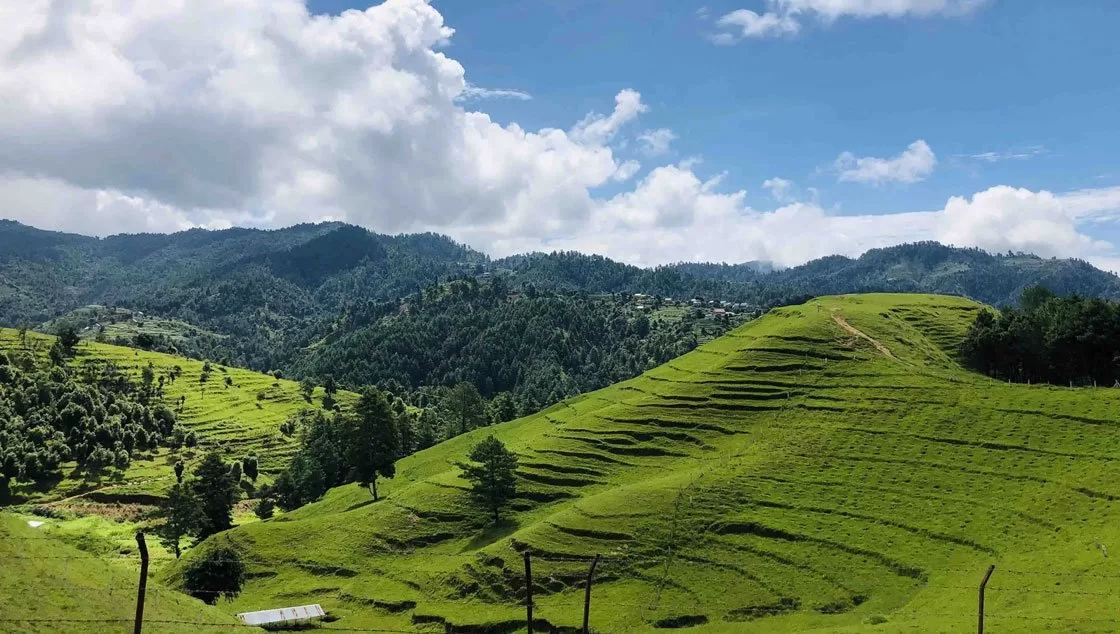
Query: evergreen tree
[[157, 482, 202, 559], [191, 452, 239, 538], [300, 377, 315, 401], [57, 325, 80, 354], [462, 435, 519, 524], [445, 382, 487, 437], [415, 408, 439, 451], [348, 387, 398, 500], [242, 456, 258, 481], [253, 497, 275, 520]]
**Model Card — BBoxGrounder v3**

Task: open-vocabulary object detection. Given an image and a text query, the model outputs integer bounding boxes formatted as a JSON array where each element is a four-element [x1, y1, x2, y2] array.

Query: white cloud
[[637, 128, 677, 156], [0, 0, 1116, 274], [0, 0, 643, 240], [762, 177, 795, 203], [712, 0, 984, 41], [774, 0, 986, 20], [459, 84, 532, 101], [963, 145, 1047, 163], [515, 183, 1120, 269], [834, 140, 937, 185], [938, 186, 1113, 258], [712, 9, 800, 42]]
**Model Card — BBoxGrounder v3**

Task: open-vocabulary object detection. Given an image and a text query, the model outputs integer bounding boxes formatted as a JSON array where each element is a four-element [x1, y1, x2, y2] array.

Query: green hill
[[193, 294, 1120, 633], [0, 514, 253, 633], [0, 328, 356, 505]]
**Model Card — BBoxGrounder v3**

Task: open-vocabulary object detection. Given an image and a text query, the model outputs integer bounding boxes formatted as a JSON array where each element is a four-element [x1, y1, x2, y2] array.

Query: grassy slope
[[0, 514, 254, 633], [40, 305, 227, 348], [201, 294, 1120, 633], [0, 328, 356, 503]]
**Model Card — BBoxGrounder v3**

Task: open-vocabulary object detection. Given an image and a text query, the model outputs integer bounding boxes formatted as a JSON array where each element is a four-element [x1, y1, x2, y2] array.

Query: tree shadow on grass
[[461, 519, 520, 552]]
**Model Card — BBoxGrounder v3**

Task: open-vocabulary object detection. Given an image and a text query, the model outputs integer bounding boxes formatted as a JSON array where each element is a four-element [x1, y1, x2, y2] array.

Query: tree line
[[961, 285, 1120, 386]]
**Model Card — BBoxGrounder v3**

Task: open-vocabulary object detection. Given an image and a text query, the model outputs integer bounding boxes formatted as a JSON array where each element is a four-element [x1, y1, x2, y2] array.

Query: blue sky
[[323, 0, 1120, 215], [3, 0, 1120, 269]]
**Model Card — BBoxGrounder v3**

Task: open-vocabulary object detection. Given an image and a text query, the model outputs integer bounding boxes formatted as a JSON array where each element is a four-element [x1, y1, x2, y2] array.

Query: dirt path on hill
[[832, 314, 900, 362]]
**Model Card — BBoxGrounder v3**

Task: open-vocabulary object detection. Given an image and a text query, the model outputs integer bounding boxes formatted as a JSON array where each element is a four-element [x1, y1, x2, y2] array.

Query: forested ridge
[[3, 220, 1120, 414], [292, 276, 710, 413]]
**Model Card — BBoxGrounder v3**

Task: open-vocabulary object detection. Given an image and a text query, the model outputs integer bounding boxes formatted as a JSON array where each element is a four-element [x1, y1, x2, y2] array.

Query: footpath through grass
[[196, 294, 1120, 633]]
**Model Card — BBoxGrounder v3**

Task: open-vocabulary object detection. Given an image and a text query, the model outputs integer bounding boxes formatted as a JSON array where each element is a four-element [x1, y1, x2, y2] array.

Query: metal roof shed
[[237, 604, 326, 627]]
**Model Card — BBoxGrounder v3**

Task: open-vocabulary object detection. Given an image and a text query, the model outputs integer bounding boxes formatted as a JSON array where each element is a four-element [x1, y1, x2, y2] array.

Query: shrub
[[182, 545, 246, 604]]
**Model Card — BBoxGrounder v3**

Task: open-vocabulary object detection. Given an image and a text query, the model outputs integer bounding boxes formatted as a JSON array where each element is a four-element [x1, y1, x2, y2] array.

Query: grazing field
[[0, 514, 253, 633], [0, 328, 356, 504], [193, 294, 1120, 633]]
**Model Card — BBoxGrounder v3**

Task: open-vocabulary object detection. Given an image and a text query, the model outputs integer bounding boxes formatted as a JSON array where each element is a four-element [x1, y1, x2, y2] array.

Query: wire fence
[[6, 537, 1120, 634]]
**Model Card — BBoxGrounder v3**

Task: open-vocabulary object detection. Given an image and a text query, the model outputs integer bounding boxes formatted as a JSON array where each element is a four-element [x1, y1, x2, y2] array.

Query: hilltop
[[190, 293, 1120, 633]]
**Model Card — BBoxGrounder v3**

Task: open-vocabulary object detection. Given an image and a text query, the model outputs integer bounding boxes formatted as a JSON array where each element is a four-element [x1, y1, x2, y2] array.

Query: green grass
[[0, 328, 356, 504], [186, 294, 1120, 633], [0, 514, 256, 633]]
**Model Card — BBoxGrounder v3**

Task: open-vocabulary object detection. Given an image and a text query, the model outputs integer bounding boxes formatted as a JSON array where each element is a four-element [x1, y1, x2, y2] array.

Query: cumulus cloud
[[637, 129, 677, 156], [712, 0, 984, 41], [712, 9, 800, 43], [520, 183, 1120, 269], [762, 177, 795, 203], [834, 140, 937, 185], [0, 0, 1116, 273], [0, 0, 641, 240]]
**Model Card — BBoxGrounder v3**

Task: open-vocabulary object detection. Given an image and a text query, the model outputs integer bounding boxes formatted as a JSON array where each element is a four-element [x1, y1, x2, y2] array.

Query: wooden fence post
[[583, 554, 601, 634], [524, 552, 533, 634], [134, 531, 150, 634], [978, 564, 994, 634]]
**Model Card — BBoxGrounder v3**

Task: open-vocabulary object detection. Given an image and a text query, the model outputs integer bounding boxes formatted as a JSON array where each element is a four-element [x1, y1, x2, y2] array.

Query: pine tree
[[191, 452, 238, 538], [462, 436, 519, 524], [157, 482, 202, 559], [348, 387, 398, 500]]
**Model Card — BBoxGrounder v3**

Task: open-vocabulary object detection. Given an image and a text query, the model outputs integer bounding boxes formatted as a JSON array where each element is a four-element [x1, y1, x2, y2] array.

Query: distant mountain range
[[2, 219, 1118, 392]]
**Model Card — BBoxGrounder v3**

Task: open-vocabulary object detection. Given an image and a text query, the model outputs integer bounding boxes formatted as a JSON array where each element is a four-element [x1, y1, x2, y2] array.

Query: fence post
[[583, 554, 601, 634], [134, 531, 150, 634], [978, 564, 994, 634], [524, 552, 533, 634]]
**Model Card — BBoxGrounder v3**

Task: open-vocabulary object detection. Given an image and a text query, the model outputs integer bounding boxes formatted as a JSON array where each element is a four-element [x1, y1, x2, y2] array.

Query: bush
[[182, 545, 246, 604]]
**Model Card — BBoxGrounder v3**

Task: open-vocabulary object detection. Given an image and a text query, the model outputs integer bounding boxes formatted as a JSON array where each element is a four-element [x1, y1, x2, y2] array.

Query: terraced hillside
[[197, 293, 1120, 633], [0, 329, 356, 503]]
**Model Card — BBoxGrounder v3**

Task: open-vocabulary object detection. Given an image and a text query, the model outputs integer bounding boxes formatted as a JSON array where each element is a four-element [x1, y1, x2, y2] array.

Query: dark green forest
[[292, 277, 708, 413], [4, 220, 1120, 417], [961, 285, 1120, 386]]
